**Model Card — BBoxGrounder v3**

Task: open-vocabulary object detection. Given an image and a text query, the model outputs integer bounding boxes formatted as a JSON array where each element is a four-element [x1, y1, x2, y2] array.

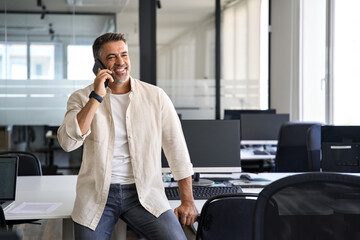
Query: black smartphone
[[92, 58, 109, 88]]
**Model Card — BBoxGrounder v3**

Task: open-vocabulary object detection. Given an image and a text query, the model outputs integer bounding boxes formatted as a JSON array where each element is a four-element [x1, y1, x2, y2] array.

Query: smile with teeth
[[114, 67, 127, 74]]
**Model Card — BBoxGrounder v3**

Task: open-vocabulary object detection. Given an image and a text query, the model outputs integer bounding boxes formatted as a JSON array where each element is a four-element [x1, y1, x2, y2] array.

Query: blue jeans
[[74, 183, 186, 240]]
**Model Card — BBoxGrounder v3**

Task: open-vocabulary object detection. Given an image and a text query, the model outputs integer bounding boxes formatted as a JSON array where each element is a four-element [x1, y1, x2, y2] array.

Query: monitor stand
[[192, 173, 214, 187]]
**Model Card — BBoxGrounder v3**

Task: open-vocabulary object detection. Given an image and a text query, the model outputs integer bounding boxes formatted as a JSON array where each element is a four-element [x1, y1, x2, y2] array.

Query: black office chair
[[196, 193, 258, 240], [0, 151, 42, 229], [321, 125, 360, 172], [253, 172, 360, 240], [0, 231, 21, 240], [0, 206, 6, 230], [306, 124, 322, 171], [0, 151, 42, 176], [275, 122, 322, 172]]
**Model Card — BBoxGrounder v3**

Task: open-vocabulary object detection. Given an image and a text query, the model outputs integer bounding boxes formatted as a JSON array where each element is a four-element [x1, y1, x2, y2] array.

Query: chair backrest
[[196, 193, 258, 240], [0, 151, 42, 176], [253, 173, 360, 240], [275, 122, 322, 172], [0, 230, 21, 240], [321, 125, 360, 172], [306, 124, 322, 171], [0, 206, 6, 230]]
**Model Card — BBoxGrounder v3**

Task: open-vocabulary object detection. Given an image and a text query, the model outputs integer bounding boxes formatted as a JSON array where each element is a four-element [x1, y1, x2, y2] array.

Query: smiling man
[[57, 32, 198, 240]]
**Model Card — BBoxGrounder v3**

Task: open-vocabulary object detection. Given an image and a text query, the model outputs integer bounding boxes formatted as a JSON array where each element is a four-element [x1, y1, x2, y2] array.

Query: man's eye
[[107, 56, 116, 60]]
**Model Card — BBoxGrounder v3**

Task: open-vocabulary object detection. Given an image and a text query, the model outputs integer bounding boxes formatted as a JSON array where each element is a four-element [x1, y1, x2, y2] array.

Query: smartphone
[[92, 58, 109, 88]]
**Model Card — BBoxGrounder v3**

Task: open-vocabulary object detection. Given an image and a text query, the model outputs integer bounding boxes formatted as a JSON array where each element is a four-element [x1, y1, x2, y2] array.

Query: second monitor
[[240, 113, 290, 145], [224, 109, 276, 120], [162, 119, 241, 185]]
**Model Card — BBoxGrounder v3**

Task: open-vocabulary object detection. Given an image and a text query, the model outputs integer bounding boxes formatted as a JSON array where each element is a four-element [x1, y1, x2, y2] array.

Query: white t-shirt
[[110, 92, 135, 184]]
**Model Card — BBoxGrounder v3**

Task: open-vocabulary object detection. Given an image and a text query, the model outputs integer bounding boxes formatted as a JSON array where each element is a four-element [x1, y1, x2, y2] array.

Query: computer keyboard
[[165, 185, 243, 200], [254, 149, 277, 155], [253, 149, 269, 155]]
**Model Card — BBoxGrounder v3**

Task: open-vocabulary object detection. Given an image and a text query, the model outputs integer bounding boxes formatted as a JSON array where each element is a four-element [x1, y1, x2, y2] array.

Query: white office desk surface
[[5, 175, 77, 240], [5, 175, 77, 220], [4, 173, 296, 240]]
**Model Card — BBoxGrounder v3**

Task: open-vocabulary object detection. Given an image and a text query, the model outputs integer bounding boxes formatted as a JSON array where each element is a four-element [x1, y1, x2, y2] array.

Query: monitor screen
[[162, 119, 241, 173], [240, 113, 290, 145], [224, 109, 276, 120], [321, 125, 360, 172], [0, 156, 18, 200]]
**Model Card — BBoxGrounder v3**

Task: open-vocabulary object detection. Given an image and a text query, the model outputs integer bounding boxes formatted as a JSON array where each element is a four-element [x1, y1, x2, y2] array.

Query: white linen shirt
[[57, 77, 193, 230]]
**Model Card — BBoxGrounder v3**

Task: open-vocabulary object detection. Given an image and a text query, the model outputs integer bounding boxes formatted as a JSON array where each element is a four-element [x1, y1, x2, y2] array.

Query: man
[[57, 32, 198, 239]]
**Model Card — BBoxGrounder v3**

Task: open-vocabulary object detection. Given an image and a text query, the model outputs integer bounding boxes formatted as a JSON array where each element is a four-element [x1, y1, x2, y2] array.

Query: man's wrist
[[89, 91, 103, 103]]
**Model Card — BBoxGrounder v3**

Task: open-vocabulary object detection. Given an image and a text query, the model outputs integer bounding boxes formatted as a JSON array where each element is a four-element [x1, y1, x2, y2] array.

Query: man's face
[[100, 40, 131, 84]]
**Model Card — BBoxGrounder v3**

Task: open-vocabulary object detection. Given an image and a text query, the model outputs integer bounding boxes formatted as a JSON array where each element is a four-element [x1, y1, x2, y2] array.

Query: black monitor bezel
[[162, 119, 242, 174]]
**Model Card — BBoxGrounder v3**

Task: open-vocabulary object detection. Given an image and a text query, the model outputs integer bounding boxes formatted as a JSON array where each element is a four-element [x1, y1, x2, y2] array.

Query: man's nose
[[115, 55, 124, 64]]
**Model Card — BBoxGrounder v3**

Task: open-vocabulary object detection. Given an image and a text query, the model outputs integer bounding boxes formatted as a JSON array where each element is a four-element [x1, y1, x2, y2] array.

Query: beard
[[112, 75, 129, 84], [111, 65, 130, 84]]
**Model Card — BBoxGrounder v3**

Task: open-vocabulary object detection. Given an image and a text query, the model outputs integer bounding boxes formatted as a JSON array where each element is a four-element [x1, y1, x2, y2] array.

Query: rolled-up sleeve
[[57, 89, 90, 152]]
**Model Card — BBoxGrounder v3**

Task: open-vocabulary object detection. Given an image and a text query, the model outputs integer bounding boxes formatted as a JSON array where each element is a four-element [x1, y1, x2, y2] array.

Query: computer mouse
[[240, 173, 251, 181]]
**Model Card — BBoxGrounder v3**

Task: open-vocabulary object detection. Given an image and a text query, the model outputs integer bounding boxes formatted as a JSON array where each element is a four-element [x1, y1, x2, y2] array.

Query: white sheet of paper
[[9, 202, 62, 214]]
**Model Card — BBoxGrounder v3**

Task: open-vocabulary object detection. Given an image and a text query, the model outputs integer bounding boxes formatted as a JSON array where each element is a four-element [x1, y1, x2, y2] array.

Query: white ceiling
[[0, 0, 217, 14], [0, 0, 230, 46], [1, 0, 135, 13]]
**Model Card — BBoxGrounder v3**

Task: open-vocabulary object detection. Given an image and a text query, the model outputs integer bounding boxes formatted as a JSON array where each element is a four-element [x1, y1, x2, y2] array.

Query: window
[[30, 44, 55, 79], [221, 0, 268, 115], [0, 13, 115, 125], [67, 45, 94, 80], [0, 43, 27, 79], [332, 0, 360, 125], [301, 0, 326, 122], [301, 0, 360, 125]]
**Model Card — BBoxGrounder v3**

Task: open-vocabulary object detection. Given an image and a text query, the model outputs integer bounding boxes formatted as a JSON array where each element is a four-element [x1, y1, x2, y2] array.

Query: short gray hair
[[92, 32, 127, 59]]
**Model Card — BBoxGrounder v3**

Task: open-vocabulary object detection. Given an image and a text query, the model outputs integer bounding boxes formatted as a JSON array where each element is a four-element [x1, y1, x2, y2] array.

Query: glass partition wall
[[221, 0, 268, 114], [1, 0, 269, 123], [156, 0, 269, 119], [0, 12, 115, 125], [156, 1, 216, 119]]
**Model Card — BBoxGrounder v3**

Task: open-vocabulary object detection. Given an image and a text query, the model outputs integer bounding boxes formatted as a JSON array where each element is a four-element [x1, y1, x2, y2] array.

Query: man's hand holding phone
[[92, 59, 113, 97]]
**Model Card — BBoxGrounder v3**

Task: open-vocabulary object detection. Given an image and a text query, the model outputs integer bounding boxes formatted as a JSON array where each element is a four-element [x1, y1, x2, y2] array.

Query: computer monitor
[[162, 119, 241, 186], [321, 125, 360, 172], [240, 113, 290, 145], [224, 109, 276, 120]]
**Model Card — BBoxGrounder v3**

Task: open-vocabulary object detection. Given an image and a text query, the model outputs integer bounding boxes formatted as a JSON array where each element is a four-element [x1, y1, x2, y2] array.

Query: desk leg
[[63, 218, 74, 240], [111, 219, 127, 240]]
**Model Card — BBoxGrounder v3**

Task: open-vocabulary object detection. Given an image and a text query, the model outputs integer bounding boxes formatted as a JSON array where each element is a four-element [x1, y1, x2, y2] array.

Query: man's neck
[[109, 79, 131, 94]]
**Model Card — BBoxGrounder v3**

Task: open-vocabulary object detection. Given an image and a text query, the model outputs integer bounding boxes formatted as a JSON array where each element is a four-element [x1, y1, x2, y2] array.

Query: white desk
[[5, 175, 77, 240], [4, 173, 291, 239]]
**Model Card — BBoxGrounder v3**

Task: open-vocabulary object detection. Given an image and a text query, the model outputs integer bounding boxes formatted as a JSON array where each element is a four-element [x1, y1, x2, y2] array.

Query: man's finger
[[174, 208, 179, 220], [181, 215, 187, 226]]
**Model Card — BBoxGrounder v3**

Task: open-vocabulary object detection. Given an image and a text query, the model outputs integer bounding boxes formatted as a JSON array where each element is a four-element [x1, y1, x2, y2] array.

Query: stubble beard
[[112, 72, 129, 84]]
